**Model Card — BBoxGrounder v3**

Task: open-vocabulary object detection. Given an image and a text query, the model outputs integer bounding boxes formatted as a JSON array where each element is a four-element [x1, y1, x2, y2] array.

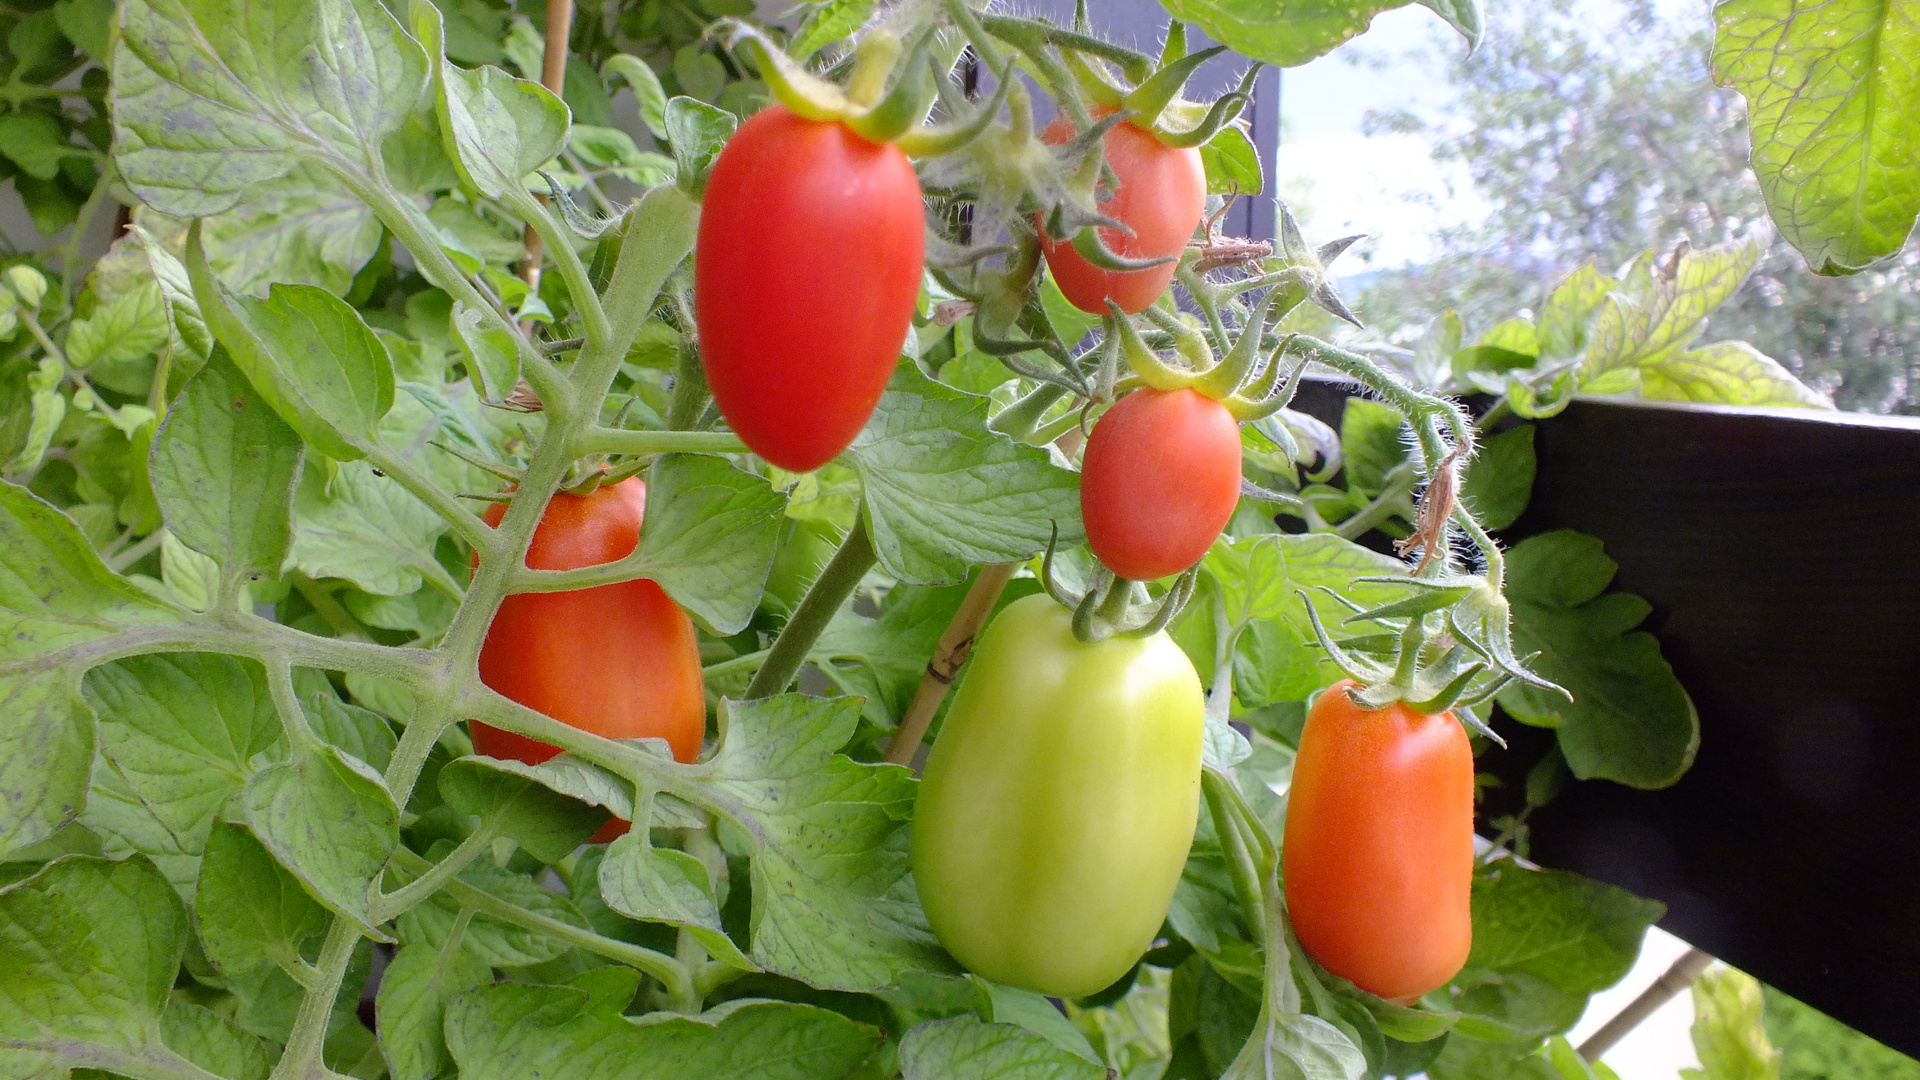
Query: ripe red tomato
[[1080, 387, 1242, 580], [695, 105, 925, 473], [470, 478, 706, 842], [1036, 115, 1205, 315], [1283, 681, 1474, 1002]]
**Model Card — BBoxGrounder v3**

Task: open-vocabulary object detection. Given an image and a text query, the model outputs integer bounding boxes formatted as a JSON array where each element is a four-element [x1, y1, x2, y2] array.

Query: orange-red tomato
[[470, 478, 706, 842], [696, 105, 925, 473], [1036, 115, 1206, 315], [1080, 387, 1242, 581], [1283, 681, 1474, 1002]]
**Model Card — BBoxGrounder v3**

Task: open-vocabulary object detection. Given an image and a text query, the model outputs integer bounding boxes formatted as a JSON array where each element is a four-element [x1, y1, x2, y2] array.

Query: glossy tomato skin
[[1081, 387, 1243, 580], [1283, 680, 1475, 1002], [1036, 116, 1206, 315], [912, 593, 1205, 998], [695, 106, 925, 472], [471, 479, 706, 843]]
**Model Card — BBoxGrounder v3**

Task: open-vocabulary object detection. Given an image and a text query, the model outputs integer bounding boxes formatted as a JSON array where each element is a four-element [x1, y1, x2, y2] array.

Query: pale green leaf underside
[[1712, 0, 1920, 272], [1157, 0, 1421, 68]]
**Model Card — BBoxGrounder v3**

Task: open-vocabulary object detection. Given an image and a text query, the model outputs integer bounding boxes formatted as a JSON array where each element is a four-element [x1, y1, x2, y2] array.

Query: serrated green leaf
[[1339, 397, 1407, 497], [0, 111, 73, 181], [195, 820, 330, 977], [67, 281, 172, 371], [376, 942, 493, 1080], [160, 999, 274, 1080], [1497, 531, 1699, 789], [1583, 233, 1766, 378], [446, 986, 882, 1080], [849, 369, 1085, 586], [1712, 0, 1920, 273], [1156, 0, 1421, 68], [700, 694, 947, 990], [200, 164, 385, 297], [1461, 424, 1534, 531], [290, 462, 453, 597], [415, 0, 569, 202], [603, 55, 669, 140], [792, 0, 878, 58], [1199, 122, 1264, 196], [971, 977, 1103, 1063], [1684, 967, 1780, 1080], [898, 1015, 1108, 1080], [438, 756, 607, 864], [79, 654, 280, 868], [132, 225, 214, 364], [0, 673, 95, 866], [1536, 262, 1617, 361], [663, 96, 736, 197], [304, 692, 397, 773], [112, 0, 428, 216], [396, 853, 590, 967], [243, 743, 399, 935], [151, 353, 304, 580], [597, 831, 751, 968], [625, 452, 785, 635], [1641, 340, 1831, 409], [52, 0, 114, 62], [0, 856, 187, 1071], [1462, 863, 1664, 994], [188, 233, 396, 462]]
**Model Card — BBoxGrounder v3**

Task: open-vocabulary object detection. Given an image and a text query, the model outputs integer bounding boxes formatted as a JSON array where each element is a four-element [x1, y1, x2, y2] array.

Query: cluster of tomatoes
[[470, 98, 1473, 1008]]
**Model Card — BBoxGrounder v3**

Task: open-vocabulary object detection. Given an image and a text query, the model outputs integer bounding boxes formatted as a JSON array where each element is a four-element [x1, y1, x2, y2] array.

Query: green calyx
[[1106, 301, 1306, 422], [1038, 526, 1198, 644], [729, 23, 939, 146], [1040, 19, 1257, 149]]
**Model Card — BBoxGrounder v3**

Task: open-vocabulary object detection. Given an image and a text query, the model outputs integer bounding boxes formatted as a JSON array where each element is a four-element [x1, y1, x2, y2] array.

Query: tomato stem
[[744, 512, 878, 699]]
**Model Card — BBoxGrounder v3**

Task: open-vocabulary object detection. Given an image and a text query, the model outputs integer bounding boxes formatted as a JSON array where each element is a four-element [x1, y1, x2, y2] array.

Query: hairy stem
[[745, 513, 878, 699], [372, 817, 501, 922], [572, 428, 745, 457], [268, 918, 360, 1080]]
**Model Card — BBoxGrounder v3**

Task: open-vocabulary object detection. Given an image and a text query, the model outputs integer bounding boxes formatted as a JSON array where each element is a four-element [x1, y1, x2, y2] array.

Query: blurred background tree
[[1347, 0, 1920, 414]]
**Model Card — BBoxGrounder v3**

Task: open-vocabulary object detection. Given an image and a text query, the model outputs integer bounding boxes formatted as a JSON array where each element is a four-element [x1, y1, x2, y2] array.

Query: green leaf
[[812, 577, 976, 731], [603, 55, 670, 140], [291, 462, 453, 597], [970, 977, 1103, 1063], [195, 820, 331, 976], [412, 0, 569, 202], [1712, 0, 1920, 273], [663, 96, 737, 197], [305, 691, 397, 773], [396, 852, 590, 967], [849, 369, 1085, 586], [79, 653, 280, 865], [1497, 531, 1699, 789], [9, 358, 65, 475], [243, 743, 399, 936], [52, 0, 114, 62], [0, 482, 184, 856], [0, 856, 186, 1071], [1463, 864, 1663, 994], [1200, 122, 1264, 195], [376, 941, 494, 1080], [597, 831, 751, 968], [699, 694, 946, 990], [898, 1015, 1108, 1080], [151, 352, 304, 580], [160, 999, 274, 1080], [1684, 966, 1781, 1080], [1156, 0, 1420, 68], [438, 756, 607, 864], [1417, 0, 1484, 49], [132, 224, 214, 363], [1339, 398, 1407, 496], [447, 299, 521, 401], [792, 0, 879, 58], [628, 453, 785, 636], [1460, 424, 1534, 531], [445, 984, 882, 1080], [1641, 341, 1832, 409], [67, 281, 172, 372], [0, 111, 73, 181], [112, 0, 428, 216], [1536, 262, 1617, 361], [200, 164, 385, 297], [1583, 234, 1766, 379], [187, 230, 397, 462]]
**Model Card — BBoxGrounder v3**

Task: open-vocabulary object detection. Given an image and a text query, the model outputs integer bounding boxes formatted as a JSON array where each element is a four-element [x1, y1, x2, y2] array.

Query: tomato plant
[[912, 593, 1205, 998], [696, 105, 925, 472], [1282, 680, 1474, 1002], [4, 0, 1866, 1074]]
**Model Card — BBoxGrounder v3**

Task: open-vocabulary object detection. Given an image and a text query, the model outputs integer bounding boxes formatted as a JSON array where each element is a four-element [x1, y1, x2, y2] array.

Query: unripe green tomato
[[911, 593, 1205, 998]]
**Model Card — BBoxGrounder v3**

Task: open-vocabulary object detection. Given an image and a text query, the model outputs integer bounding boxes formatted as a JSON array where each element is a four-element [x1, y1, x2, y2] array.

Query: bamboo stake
[[518, 0, 574, 320], [1577, 947, 1713, 1061], [883, 562, 1018, 766]]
